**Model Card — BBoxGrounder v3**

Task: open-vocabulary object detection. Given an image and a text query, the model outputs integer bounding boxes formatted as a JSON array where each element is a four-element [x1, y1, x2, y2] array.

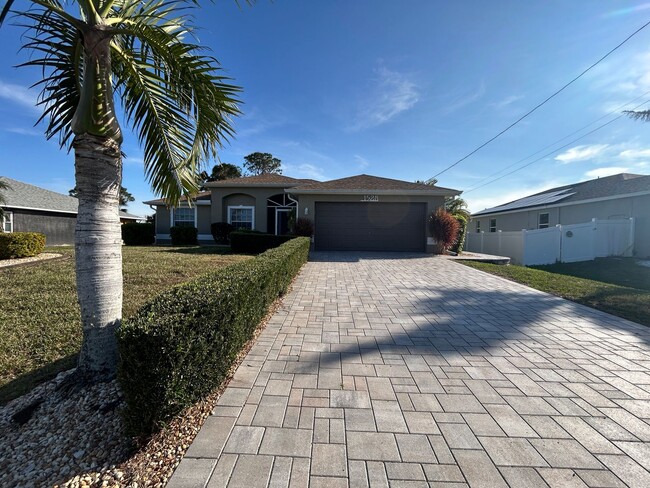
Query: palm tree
[[445, 196, 470, 219], [1, 0, 240, 382]]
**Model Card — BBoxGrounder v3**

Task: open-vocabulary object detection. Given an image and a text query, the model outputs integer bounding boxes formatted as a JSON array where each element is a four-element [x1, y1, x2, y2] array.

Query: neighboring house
[[471, 173, 650, 257], [145, 173, 460, 252], [0, 177, 141, 246]]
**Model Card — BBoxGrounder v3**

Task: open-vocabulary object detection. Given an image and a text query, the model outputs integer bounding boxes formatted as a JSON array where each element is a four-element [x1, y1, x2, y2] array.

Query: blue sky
[[1, 0, 650, 217]]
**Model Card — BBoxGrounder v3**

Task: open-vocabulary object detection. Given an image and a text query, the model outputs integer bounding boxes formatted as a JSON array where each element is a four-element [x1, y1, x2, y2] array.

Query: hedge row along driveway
[[118, 237, 311, 436], [0, 246, 250, 404]]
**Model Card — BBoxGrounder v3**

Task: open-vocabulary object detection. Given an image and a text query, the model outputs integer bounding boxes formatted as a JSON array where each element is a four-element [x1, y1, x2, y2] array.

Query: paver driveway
[[169, 253, 650, 488]]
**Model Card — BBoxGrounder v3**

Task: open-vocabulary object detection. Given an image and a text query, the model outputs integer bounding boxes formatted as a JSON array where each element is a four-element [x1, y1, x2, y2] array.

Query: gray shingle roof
[[473, 173, 650, 216], [0, 176, 79, 213], [0, 176, 142, 219]]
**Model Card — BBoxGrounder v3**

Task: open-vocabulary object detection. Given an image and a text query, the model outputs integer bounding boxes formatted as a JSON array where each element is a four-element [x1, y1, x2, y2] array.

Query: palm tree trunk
[[73, 133, 123, 381]]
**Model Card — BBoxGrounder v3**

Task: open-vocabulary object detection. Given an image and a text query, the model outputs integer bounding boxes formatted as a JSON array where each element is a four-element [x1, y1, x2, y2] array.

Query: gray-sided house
[[0, 177, 141, 246], [145, 174, 460, 253], [471, 173, 650, 257]]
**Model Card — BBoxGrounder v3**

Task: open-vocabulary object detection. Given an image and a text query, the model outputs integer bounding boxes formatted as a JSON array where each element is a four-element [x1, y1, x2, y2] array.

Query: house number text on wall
[[361, 195, 379, 202]]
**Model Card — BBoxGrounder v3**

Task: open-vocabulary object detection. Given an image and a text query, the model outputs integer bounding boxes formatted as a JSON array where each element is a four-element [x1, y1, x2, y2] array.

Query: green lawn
[[460, 258, 650, 327], [0, 246, 249, 403]]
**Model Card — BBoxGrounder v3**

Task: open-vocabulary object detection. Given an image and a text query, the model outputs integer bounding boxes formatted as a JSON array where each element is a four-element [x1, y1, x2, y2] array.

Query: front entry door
[[276, 208, 291, 235]]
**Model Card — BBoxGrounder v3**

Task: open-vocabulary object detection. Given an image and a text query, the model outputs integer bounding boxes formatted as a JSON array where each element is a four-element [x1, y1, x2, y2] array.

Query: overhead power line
[[432, 18, 650, 179], [463, 98, 650, 194], [462, 90, 650, 192]]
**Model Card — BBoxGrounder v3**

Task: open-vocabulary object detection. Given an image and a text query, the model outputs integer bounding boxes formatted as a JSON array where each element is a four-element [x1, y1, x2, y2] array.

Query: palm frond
[[109, 2, 240, 204], [624, 109, 650, 122], [15, 6, 82, 146]]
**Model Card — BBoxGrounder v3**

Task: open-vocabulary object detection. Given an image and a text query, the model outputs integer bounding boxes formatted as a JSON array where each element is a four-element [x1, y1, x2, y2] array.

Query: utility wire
[[462, 90, 650, 192], [463, 98, 650, 194], [432, 19, 650, 179]]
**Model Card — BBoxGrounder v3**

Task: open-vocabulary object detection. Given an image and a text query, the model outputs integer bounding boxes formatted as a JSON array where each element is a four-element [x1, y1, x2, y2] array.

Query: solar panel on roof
[[475, 189, 575, 215]]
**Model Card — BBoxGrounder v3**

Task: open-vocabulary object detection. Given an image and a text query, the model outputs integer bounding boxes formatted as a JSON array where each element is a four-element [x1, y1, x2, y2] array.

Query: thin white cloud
[[489, 94, 524, 110], [354, 155, 370, 170], [441, 81, 486, 115], [283, 163, 326, 181], [5, 127, 41, 136], [585, 167, 629, 178], [0, 80, 39, 112], [554, 144, 609, 163], [349, 64, 419, 131], [619, 148, 650, 159]]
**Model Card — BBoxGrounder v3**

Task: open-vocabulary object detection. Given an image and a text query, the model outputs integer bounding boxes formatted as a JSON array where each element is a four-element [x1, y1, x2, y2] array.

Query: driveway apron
[[169, 252, 650, 488]]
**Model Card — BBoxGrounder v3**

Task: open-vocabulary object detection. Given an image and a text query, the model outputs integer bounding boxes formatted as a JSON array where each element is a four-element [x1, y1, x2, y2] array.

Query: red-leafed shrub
[[292, 217, 314, 237], [427, 209, 460, 254]]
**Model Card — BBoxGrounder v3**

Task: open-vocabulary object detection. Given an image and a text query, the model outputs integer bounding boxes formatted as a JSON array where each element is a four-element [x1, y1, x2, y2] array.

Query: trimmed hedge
[[210, 222, 235, 244], [0, 232, 46, 259], [170, 225, 197, 245], [117, 237, 310, 437], [230, 230, 295, 254], [121, 223, 155, 246]]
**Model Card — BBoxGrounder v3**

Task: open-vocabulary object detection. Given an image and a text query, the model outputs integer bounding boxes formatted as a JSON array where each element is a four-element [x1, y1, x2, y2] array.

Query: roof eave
[[205, 182, 302, 188], [288, 189, 461, 196]]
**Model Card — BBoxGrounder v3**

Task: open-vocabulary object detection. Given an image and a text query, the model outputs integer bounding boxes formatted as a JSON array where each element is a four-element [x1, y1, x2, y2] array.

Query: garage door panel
[[315, 202, 426, 252]]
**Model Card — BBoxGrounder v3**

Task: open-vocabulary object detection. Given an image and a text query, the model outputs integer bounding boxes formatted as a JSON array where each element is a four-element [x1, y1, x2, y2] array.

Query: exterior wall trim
[[1, 204, 77, 215], [288, 189, 459, 196]]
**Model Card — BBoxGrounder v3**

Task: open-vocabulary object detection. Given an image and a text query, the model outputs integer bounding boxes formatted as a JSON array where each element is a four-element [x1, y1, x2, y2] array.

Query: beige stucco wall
[[297, 193, 446, 253], [470, 194, 650, 257]]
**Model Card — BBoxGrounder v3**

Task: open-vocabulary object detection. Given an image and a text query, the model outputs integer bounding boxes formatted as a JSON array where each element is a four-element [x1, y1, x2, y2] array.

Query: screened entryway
[[267, 194, 297, 235]]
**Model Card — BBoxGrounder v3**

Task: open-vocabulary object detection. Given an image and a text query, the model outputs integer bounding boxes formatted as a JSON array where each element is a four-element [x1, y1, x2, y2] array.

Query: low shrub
[[117, 237, 310, 437], [170, 226, 197, 245], [121, 223, 155, 246], [427, 208, 460, 254], [292, 217, 314, 237], [210, 222, 235, 244], [450, 214, 468, 254], [230, 230, 295, 254], [0, 232, 46, 259]]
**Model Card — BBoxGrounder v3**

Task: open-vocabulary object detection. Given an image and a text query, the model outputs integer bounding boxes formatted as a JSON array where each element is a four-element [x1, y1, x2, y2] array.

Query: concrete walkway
[[169, 253, 650, 488]]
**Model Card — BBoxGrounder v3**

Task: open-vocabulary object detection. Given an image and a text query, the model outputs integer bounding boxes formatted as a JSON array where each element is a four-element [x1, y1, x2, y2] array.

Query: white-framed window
[[476, 220, 481, 233], [538, 212, 550, 229], [171, 207, 195, 227], [228, 206, 254, 230], [489, 218, 497, 233], [2, 211, 13, 233]]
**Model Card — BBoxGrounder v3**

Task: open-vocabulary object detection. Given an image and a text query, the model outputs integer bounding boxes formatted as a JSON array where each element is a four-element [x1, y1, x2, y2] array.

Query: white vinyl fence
[[465, 218, 635, 266]]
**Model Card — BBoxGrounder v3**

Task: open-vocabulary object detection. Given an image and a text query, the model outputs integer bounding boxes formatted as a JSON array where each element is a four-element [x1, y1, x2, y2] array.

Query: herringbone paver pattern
[[169, 253, 650, 487]]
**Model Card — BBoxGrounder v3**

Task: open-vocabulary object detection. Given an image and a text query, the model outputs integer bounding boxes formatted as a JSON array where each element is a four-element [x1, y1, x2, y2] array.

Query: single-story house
[[471, 173, 650, 257], [145, 174, 460, 253], [0, 177, 141, 246]]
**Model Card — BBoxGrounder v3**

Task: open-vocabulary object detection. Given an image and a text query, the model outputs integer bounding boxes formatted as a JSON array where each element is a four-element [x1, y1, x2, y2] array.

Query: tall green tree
[[208, 162, 242, 181], [1, 0, 240, 381], [70, 186, 136, 207], [244, 152, 282, 175]]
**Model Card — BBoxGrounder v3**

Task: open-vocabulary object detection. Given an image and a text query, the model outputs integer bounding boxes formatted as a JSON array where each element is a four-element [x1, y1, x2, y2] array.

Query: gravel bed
[[0, 253, 63, 268], [0, 288, 288, 487], [0, 371, 130, 488]]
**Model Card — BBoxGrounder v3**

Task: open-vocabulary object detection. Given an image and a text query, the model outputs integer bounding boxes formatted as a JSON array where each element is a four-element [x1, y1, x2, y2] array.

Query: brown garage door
[[315, 202, 426, 252]]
